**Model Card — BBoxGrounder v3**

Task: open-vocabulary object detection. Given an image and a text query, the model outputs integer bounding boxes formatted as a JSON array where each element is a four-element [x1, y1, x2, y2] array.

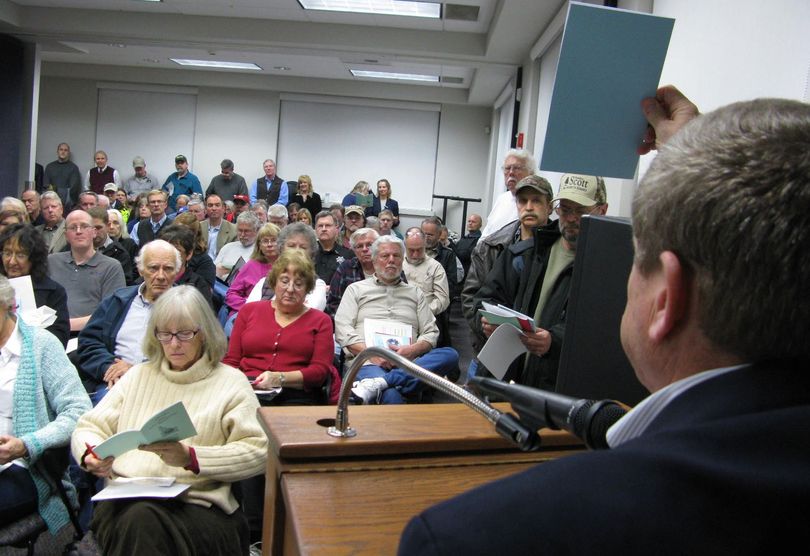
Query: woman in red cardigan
[[223, 249, 339, 405]]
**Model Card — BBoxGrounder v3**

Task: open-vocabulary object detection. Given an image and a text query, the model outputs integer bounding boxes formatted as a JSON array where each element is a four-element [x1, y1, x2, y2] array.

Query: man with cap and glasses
[[162, 154, 202, 211], [124, 156, 160, 198], [471, 173, 608, 389]]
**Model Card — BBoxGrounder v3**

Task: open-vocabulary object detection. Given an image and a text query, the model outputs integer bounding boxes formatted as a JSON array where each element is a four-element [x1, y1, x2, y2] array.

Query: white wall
[[639, 0, 810, 176], [35, 76, 491, 226]]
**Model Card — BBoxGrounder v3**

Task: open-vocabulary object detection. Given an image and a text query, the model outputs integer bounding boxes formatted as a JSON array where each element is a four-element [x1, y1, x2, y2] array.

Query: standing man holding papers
[[400, 87, 810, 554]]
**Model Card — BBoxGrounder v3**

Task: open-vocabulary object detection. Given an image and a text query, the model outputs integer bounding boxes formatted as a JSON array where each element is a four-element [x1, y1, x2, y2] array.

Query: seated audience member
[[252, 200, 269, 224], [78, 191, 99, 212], [174, 194, 191, 211], [422, 216, 462, 300], [267, 204, 288, 229], [22, 189, 45, 227], [88, 207, 135, 286], [126, 197, 150, 235], [341, 180, 370, 207], [329, 203, 344, 229], [186, 197, 207, 221], [214, 211, 260, 280], [0, 275, 91, 532], [378, 209, 402, 239], [244, 222, 327, 310], [339, 205, 366, 249], [173, 212, 216, 289], [48, 209, 126, 332], [131, 190, 173, 247], [0, 224, 70, 346], [36, 191, 67, 254], [224, 223, 279, 315], [286, 202, 300, 223], [313, 210, 354, 285], [224, 249, 339, 406], [0, 208, 25, 235], [72, 286, 267, 556], [200, 194, 237, 261], [365, 216, 380, 232], [227, 194, 251, 223], [402, 228, 450, 317], [334, 236, 459, 404], [289, 175, 322, 218], [158, 225, 213, 307], [399, 87, 810, 555], [325, 227, 379, 318], [297, 208, 313, 227], [365, 178, 400, 227], [107, 208, 138, 261], [454, 213, 483, 277], [472, 173, 606, 389], [1, 197, 29, 224], [78, 240, 181, 399]]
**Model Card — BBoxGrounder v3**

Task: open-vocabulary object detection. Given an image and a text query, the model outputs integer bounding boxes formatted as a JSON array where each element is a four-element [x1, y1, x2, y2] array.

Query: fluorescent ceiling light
[[299, 0, 440, 19], [351, 69, 439, 82], [171, 59, 262, 71]]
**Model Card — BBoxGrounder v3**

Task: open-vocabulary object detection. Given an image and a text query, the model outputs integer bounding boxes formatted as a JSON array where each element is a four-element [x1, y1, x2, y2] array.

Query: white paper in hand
[[477, 324, 529, 380]]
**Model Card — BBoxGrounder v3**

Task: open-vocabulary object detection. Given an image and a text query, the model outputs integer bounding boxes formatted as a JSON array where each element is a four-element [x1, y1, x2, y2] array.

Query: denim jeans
[[355, 347, 459, 404]]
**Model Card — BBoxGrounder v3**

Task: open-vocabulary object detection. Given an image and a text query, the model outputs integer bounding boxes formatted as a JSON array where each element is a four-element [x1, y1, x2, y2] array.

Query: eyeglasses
[[66, 223, 93, 232], [502, 165, 527, 173], [260, 238, 278, 245], [277, 277, 306, 291], [554, 203, 598, 218], [2, 251, 28, 261], [155, 329, 199, 343]]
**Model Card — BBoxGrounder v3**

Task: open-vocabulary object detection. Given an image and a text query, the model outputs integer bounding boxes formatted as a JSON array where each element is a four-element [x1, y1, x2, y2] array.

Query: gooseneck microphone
[[470, 377, 627, 450]]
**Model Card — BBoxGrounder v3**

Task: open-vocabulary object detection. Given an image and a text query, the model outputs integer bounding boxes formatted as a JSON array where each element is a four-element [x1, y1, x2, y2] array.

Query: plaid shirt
[[326, 258, 366, 318], [326, 258, 408, 318]]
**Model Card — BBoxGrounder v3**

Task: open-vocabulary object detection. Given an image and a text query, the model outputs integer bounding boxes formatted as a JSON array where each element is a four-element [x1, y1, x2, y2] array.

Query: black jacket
[[100, 240, 135, 285], [33, 276, 70, 347], [472, 221, 571, 389]]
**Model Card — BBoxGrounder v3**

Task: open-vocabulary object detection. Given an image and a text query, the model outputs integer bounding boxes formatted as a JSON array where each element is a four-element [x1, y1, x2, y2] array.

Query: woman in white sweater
[[71, 286, 267, 555]]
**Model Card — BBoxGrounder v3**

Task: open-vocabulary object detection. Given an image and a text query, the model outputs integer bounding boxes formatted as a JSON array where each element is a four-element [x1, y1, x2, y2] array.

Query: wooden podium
[[258, 403, 583, 555]]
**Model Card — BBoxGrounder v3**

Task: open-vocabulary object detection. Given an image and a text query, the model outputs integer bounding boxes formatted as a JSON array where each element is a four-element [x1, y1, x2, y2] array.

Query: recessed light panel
[[170, 59, 262, 71], [299, 0, 440, 19], [350, 69, 438, 82]]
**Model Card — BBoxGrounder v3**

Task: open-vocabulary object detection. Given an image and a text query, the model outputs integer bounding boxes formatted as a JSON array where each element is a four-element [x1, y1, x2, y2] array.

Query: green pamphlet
[[93, 401, 197, 459]]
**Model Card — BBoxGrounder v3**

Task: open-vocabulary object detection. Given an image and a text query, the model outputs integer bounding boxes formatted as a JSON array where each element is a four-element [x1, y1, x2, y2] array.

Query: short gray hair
[[349, 227, 379, 249], [236, 210, 261, 230], [278, 222, 318, 259], [371, 234, 404, 258], [634, 98, 810, 363], [40, 191, 62, 206], [0, 275, 15, 309], [135, 239, 181, 272], [142, 286, 227, 366], [267, 204, 288, 221]]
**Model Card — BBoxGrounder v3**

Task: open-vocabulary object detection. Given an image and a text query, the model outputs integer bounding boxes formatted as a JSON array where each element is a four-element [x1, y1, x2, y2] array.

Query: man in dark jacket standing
[[472, 173, 607, 389]]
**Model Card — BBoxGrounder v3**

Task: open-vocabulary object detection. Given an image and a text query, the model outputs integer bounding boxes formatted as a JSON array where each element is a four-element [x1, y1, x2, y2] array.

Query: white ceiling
[[0, 0, 567, 105]]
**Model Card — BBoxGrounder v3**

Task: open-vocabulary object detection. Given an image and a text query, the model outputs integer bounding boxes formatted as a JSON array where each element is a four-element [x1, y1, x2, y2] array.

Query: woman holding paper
[[224, 248, 339, 405], [71, 285, 267, 556], [0, 224, 70, 347], [0, 275, 91, 531]]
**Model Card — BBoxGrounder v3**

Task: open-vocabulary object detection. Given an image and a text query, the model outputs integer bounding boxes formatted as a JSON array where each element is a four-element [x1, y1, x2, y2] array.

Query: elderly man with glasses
[[471, 173, 607, 389]]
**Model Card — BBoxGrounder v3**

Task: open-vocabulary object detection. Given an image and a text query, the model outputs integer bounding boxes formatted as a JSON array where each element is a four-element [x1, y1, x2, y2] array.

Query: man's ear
[[648, 251, 690, 343]]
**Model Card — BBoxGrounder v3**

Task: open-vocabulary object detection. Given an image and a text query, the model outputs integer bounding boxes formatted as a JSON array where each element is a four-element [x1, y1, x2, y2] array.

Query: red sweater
[[223, 301, 333, 390]]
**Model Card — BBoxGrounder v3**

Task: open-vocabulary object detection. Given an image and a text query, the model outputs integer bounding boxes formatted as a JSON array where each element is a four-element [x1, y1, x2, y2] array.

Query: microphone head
[[578, 400, 627, 450]]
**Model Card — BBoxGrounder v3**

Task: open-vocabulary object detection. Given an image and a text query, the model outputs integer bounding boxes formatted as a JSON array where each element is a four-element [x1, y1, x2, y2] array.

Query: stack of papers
[[478, 302, 535, 333], [92, 477, 190, 501]]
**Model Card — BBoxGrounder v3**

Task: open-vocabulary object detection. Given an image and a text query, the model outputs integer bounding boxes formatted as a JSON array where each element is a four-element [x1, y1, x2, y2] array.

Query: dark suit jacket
[[399, 362, 810, 555]]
